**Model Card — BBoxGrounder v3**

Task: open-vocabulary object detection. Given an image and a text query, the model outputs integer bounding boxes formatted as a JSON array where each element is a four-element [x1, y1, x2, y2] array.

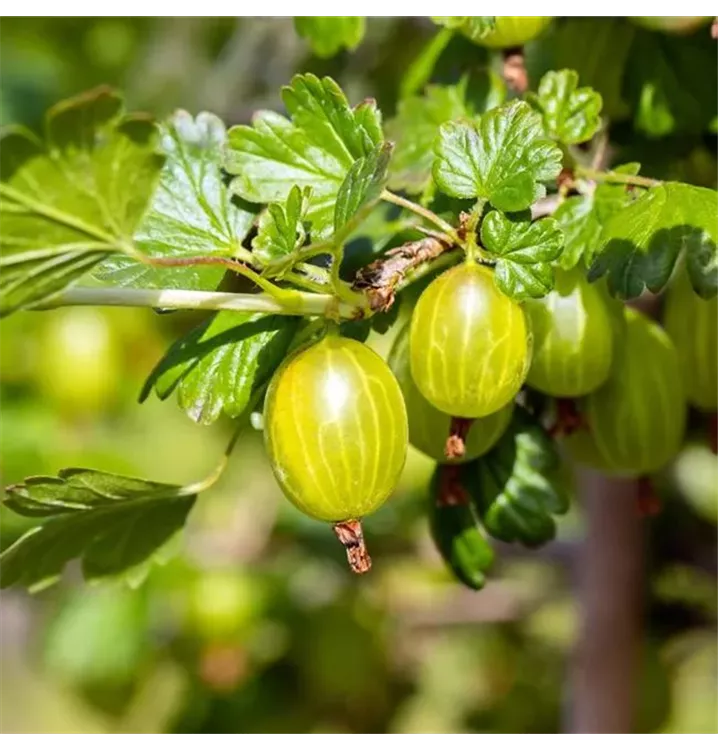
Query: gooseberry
[[524, 268, 614, 397], [409, 262, 531, 418], [663, 270, 717, 412], [388, 321, 513, 463], [264, 333, 408, 524], [567, 307, 686, 476]]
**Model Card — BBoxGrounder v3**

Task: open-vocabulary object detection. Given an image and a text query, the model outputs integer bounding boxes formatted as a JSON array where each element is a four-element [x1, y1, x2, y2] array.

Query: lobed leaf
[[529, 69, 603, 145], [97, 110, 255, 291], [480, 210, 564, 300], [141, 311, 299, 425], [433, 101, 562, 212], [588, 182, 718, 299], [294, 17, 365, 58], [225, 73, 384, 240], [387, 76, 504, 195], [334, 142, 392, 239], [1, 469, 196, 591], [0, 88, 164, 316]]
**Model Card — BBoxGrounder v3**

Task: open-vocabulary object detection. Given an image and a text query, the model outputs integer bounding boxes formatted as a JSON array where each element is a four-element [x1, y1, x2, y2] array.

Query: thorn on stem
[[502, 46, 528, 94], [437, 464, 469, 507], [637, 476, 661, 517], [445, 416, 474, 460], [333, 519, 372, 574]]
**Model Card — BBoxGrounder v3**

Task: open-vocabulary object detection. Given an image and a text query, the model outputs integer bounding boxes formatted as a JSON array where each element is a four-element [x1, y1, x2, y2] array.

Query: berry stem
[[445, 417, 474, 460], [332, 520, 372, 574]]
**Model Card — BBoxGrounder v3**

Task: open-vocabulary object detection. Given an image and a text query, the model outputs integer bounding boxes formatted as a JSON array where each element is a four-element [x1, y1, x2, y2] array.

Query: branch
[[352, 236, 454, 311], [33, 286, 367, 319], [576, 167, 659, 189]]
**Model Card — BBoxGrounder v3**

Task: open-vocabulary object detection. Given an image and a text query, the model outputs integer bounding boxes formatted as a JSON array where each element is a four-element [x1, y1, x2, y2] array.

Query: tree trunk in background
[[567, 471, 644, 733]]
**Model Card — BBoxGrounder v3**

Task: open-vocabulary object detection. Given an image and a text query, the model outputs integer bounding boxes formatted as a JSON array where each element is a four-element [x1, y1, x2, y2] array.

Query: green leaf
[[388, 80, 472, 195], [96, 110, 255, 291], [294, 17, 365, 58], [588, 182, 718, 299], [225, 73, 383, 240], [529, 69, 603, 145], [334, 142, 392, 238], [480, 210, 564, 299], [252, 185, 311, 267], [464, 407, 569, 548], [0, 87, 164, 317], [432, 17, 496, 44], [433, 101, 562, 211], [141, 311, 299, 425], [553, 163, 642, 270], [0, 469, 196, 591], [627, 29, 718, 137]]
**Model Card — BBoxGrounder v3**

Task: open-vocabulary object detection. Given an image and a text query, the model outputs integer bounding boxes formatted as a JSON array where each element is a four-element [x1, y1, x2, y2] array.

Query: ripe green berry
[[524, 268, 614, 397], [388, 321, 513, 463], [568, 308, 686, 476], [264, 334, 408, 523], [663, 270, 717, 412], [409, 263, 531, 419]]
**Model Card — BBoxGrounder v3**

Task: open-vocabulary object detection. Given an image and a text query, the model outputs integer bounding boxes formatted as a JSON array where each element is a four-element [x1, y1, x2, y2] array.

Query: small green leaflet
[[463, 407, 569, 548], [529, 69, 603, 145], [0, 469, 196, 591], [388, 76, 505, 195], [141, 311, 298, 425], [432, 17, 496, 43], [294, 17, 366, 58], [225, 73, 384, 240], [334, 142, 392, 239], [588, 182, 718, 299], [480, 210, 564, 300], [554, 163, 642, 270], [97, 110, 255, 291], [253, 185, 311, 268], [0, 87, 164, 317], [548, 19, 634, 120], [433, 101, 562, 212]]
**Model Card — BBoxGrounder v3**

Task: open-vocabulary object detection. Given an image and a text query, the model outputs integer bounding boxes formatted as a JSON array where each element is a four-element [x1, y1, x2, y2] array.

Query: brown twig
[[445, 417, 474, 460], [502, 46, 529, 94], [333, 519, 371, 574], [352, 236, 452, 312], [437, 464, 469, 507]]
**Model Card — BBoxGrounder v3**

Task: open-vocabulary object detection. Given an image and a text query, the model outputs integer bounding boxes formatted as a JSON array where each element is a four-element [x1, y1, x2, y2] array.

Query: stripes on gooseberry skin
[[410, 264, 530, 418], [264, 336, 408, 523], [525, 271, 613, 398]]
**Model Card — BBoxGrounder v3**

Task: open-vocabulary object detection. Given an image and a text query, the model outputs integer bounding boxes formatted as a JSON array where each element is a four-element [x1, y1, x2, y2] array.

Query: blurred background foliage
[[0, 16, 716, 734]]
